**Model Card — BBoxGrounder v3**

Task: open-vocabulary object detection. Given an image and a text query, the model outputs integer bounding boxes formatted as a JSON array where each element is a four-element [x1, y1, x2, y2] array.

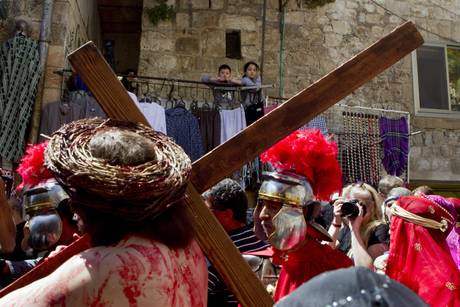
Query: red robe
[[247, 225, 353, 302], [386, 196, 460, 306], [272, 225, 353, 301]]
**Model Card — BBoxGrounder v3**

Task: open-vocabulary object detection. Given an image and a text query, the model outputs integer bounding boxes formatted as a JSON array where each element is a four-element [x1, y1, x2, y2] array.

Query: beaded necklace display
[[373, 114, 382, 185], [367, 114, 377, 187], [363, 114, 371, 184], [347, 111, 355, 183]]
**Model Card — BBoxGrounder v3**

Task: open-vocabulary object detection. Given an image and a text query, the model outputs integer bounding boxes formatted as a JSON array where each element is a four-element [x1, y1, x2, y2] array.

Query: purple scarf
[[378, 117, 408, 176]]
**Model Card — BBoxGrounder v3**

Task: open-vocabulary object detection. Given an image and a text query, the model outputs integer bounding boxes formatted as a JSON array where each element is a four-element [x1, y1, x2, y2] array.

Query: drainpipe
[[260, 0, 267, 79], [279, 5, 286, 98], [28, 0, 54, 144]]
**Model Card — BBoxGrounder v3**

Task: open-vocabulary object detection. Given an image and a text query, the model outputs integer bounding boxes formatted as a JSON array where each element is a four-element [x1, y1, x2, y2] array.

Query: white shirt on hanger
[[219, 105, 246, 144], [138, 101, 167, 134]]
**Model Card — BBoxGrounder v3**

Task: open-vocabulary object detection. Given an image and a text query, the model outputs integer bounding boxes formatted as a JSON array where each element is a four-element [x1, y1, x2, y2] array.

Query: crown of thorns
[[44, 118, 191, 221]]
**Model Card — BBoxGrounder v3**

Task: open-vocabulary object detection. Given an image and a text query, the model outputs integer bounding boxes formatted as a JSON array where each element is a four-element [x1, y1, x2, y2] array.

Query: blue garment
[[300, 115, 328, 135], [165, 107, 204, 161]]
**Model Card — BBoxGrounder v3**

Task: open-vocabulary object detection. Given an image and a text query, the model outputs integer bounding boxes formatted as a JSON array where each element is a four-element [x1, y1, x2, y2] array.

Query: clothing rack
[[264, 97, 411, 186], [121, 75, 272, 107]]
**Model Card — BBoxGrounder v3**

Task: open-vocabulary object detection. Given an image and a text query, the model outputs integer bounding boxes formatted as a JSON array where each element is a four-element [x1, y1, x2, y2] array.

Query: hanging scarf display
[[378, 116, 409, 177], [0, 34, 41, 162]]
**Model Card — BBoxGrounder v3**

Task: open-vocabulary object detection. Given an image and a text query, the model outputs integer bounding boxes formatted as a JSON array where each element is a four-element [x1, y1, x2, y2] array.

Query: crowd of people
[[0, 113, 458, 306]]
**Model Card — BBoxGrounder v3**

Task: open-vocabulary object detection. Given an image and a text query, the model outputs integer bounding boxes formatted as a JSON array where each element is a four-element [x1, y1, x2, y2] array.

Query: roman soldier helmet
[[17, 142, 70, 251], [258, 129, 342, 251]]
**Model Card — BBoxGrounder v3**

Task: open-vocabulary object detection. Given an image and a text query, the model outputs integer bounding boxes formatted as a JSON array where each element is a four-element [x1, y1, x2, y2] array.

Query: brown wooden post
[[0, 22, 423, 306]]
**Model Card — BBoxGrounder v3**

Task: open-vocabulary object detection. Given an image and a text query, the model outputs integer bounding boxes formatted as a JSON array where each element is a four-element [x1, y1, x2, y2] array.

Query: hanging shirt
[[38, 100, 84, 142], [139, 102, 167, 134], [192, 108, 221, 153], [165, 107, 204, 161], [0, 236, 208, 307], [219, 106, 247, 144]]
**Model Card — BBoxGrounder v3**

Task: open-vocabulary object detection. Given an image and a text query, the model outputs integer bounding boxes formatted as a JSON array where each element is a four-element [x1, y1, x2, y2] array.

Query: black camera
[[340, 199, 366, 218]]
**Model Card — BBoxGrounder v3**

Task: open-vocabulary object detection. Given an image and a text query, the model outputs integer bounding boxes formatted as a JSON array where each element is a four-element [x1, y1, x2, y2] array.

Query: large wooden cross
[[0, 22, 423, 306]]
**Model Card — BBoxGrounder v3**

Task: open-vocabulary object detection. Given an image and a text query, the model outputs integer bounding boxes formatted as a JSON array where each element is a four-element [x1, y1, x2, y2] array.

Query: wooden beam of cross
[[0, 22, 423, 306]]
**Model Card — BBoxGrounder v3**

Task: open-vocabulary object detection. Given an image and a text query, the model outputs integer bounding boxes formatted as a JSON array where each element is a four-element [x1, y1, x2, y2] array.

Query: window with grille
[[413, 44, 460, 116], [226, 30, 241, 59]]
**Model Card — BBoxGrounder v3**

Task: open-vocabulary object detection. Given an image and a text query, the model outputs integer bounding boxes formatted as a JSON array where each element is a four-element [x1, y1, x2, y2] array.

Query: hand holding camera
[[340, 199, 367, 218]]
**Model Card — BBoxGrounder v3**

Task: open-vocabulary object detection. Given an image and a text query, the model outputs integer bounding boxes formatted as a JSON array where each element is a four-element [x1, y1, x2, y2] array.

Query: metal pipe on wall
[[28, 0, 55, 144], [260, 0, 267, 79]]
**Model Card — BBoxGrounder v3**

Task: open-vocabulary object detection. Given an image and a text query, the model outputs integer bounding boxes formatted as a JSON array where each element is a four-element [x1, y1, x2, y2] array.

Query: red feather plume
[[260, 129, 342, 200], [16, 142, 53, 191]]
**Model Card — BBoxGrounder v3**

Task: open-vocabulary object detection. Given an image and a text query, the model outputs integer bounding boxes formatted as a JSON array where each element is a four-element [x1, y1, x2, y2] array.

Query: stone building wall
[[138, 0, 460, 183], [0, 0, 101, 105], [44, 0, 101, 104]]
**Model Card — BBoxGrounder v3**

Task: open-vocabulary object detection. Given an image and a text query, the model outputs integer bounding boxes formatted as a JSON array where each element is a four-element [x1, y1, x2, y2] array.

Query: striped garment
[[208, 226, 270, 306]]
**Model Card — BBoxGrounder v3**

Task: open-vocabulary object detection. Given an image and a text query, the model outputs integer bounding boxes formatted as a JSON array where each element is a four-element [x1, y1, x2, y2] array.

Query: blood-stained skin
[[0, 236, 208, 307]]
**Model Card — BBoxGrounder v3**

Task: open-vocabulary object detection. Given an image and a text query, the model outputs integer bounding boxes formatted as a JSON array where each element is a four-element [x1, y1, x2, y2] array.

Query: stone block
[[12, 0, 26, 15], [191, 0, 210, 9], [451, 159, 460, 174], [411, 6, 428, 18], [371, 26, 384, 37], [202, 29, 225, 56], [52, 1, 69, 25], [365, 14, 382, 24], [324, 33, 343, 47], [410, 129, 424, 146], [364, 4, 375, 13], [424, 131, 432, 146], [432, 158, 449, 171], [410, 146, 421, 158], [440, 144, 452, 157], [415, 158, 431, 172], [176, 37, 200, 54], [138, 52, 177, 75], [27, 0, 43, 21], [192, 11, 220, 28], [241, 48, 258, 61], [44, 66, 62, 89], [140, 31, 174, 52], [177, 56, 196, 72], [346, 1, 358, 9], [432, 130, 445, 144], [448, 131, 459, 144], [435, 20, 452, 39], [331, 20, 351, 34], [221, 14, 257, 31], [175, 12, 190, 29], [51, 22, 66, 45], [389, 15, 401, 24], [266, 9, 279, 23], [47, 45, 65, 67], [227, 2, 260, 17], [210, 0, 224, 10], [195, 56, 221, 72], [241, 31, 258, 46], [285, 11, 304, 25]]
